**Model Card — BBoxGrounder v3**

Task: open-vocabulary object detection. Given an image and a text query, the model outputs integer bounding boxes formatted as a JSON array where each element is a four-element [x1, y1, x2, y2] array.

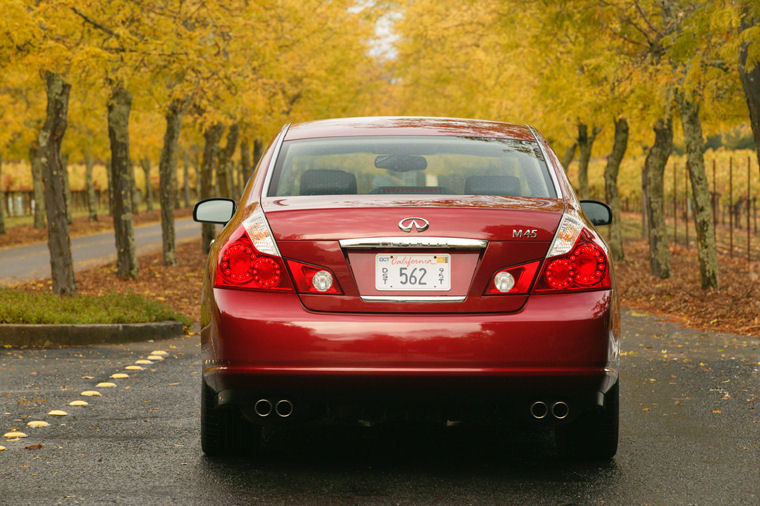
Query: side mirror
[[580, 200, 612, 226], [193, 198, 236, 224]]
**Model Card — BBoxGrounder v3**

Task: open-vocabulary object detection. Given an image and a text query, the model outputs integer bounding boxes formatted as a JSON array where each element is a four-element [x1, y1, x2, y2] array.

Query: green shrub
[[0, 288, 192, 327]]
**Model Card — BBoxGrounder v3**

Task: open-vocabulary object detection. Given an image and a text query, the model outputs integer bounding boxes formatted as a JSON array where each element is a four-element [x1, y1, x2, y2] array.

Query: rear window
[[268, 136, 557, 198]]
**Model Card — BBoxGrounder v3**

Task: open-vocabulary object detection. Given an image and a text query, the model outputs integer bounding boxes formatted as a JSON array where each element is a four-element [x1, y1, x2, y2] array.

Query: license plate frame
[[375, 254, 451, 291]]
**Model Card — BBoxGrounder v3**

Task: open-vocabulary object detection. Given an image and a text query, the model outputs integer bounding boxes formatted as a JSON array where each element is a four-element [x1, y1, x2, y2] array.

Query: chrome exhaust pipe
[[254, 399, 272, 417], [551, 401, 569, 420], [275, 399, 293, 418], [529, 401, 548, 419]]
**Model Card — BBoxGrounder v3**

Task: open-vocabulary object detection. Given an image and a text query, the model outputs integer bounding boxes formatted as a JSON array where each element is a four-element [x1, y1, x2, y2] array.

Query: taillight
[[484, 260, 540, 295], [214, 207, 293, 292], [287, 260, 343, 294], [535, 227, 610, 292]]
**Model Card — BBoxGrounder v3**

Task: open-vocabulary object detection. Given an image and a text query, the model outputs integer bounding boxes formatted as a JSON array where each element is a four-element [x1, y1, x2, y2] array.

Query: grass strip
[[0, 288, 192, 326]]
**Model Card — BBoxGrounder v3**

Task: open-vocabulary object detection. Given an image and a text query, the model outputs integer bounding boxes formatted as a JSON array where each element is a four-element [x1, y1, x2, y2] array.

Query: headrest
[[300, 169, 357, 195]]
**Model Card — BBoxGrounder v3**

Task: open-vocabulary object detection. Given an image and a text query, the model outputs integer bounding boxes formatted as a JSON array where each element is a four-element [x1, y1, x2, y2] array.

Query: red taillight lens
[[484, 260, 540, 295], [215, 226, 293, 292], [544, 258, 573, 289], [535, 229, 610, 292], [220, 241, 256, 284], [286, 259, 343, 294], [571, 243, 606, 286]]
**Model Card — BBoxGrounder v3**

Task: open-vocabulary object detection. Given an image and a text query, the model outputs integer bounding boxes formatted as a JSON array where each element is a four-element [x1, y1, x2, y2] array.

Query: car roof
[[284, 116, 537, 141]]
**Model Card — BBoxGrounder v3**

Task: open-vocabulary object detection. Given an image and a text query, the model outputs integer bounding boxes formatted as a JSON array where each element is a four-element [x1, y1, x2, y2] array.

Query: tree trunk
[[576, 123, 600, 199], [201, 123, 224, 254], [105, 157, 112, 215], [194, 152, 201, 202], [129, 158, 139, 214], [240, 137, 250, 195], [253, 138, 263, 167], [644, 118, 673, 278], [172, 150, 180, 210], [29, 141, 46, 229], [0, 154, 5, 234], [84, 151, 98, 221], [182, 152, 191, 208], [676, 91, 719, 289], [561, 142, 577, 171], [738, 9, 760, 176], [158, 98, 185, 266], [140, 157, 154, 212], [603, 118, 628, 262], [38, 71, 76, 296], [107, 83, 138, 279], [640, 163, 649, 240], [216, 123, 239, 199], [62, 153, 72, 224]]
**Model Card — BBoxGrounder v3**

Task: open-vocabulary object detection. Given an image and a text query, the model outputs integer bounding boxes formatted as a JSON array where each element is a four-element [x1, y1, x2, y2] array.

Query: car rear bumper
[[201, 288, 618, 424]]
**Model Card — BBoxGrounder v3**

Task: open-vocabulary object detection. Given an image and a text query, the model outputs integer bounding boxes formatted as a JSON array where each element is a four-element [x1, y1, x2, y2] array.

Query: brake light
[[214, 208, 293, 292], [287, 260, 343, 294], [535, 228, 610, 292], [485, 260, 540, 295]]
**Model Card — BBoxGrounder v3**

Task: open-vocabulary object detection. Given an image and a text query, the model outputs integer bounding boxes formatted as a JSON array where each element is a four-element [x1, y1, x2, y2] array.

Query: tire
[[201, 379, 261, 457], [555, 380, 619, 461]]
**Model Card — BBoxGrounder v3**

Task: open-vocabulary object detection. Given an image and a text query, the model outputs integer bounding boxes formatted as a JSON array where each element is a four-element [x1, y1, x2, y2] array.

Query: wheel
[[555, 380, 619, 460], [201, 379, 261, 457]]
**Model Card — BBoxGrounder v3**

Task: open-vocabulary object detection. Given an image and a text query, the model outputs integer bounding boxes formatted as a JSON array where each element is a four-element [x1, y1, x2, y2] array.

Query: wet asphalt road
[[0, 218, 200, 286], [1, 310, 758, 505]]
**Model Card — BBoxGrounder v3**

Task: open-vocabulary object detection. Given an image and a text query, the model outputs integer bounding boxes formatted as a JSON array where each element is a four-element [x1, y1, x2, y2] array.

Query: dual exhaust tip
[[254, 398, 293, 418], [530, 400, 569, 420], [258, 398, 565, 421]]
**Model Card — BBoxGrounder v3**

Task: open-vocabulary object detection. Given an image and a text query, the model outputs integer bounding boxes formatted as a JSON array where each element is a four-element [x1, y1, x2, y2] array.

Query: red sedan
[[193, 116, 620, 459]]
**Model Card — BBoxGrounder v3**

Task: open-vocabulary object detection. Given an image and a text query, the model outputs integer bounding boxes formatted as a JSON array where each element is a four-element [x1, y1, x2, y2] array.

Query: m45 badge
[[512, 229, 538, 239]]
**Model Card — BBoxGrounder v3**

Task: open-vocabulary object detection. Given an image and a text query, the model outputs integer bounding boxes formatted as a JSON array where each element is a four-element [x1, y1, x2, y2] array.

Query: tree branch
[[632, 0, 663, 39], [71, 7, 118, 38]]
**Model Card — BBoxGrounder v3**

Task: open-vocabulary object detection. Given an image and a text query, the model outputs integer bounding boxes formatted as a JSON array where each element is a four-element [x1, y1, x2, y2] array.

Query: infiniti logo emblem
[[398, 217, 430, 233]]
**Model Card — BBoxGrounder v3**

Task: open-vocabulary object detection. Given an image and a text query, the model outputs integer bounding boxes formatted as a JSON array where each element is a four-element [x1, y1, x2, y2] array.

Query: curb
[[0, 321, 184, 347]]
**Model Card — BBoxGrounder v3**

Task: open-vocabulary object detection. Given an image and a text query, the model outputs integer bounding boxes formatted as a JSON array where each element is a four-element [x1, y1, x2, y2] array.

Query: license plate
[[375, 254, 451, 291]]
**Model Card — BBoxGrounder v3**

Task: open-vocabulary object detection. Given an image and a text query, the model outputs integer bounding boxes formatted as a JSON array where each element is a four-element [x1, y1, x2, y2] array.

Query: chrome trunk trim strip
[[340, 237, 487, 250], [360, 295, 466, 303]]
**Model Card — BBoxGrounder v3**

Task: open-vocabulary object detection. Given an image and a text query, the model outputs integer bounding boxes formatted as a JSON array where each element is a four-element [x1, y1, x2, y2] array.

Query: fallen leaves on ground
[[3, 431, 27, 438], [617, 240, 759, 337]]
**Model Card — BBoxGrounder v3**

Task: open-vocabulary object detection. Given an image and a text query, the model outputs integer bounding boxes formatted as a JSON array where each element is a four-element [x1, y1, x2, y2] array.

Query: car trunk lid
[[262, 195, 564, 313]]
